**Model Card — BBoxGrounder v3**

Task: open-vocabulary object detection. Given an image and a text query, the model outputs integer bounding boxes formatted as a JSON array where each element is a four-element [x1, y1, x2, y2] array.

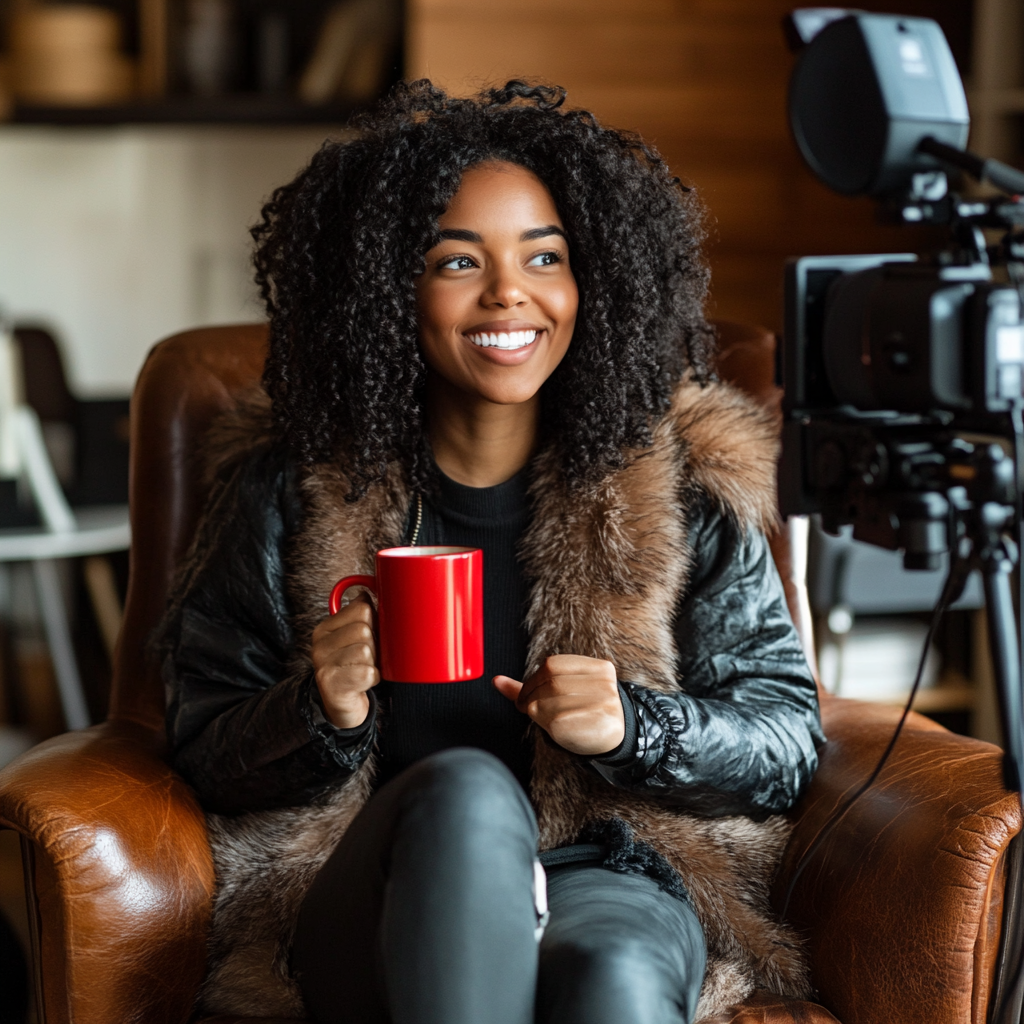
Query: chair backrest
[[13, 326, 76, 424], [110, 319, 810, 730], [111, 324, 268, 728]]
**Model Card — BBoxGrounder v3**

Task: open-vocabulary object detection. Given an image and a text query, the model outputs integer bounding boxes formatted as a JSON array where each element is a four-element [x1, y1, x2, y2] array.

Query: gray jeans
[[291, 748, 706, 1024]]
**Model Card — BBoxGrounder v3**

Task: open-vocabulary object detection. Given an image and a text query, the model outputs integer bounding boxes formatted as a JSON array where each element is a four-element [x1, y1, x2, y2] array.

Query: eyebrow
[[520, 225, 566, 242], [438, 225, 567, 244], [439, 228, 483, 243]]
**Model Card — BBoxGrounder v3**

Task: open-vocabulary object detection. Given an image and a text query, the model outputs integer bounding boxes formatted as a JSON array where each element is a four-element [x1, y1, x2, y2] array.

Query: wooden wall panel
[[407, 0, 952, 331]]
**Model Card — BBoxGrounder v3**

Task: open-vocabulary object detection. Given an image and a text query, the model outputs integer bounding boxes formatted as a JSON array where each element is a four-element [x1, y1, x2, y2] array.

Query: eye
[[438, 254, 477, 271], [527, 251, 562, 267]]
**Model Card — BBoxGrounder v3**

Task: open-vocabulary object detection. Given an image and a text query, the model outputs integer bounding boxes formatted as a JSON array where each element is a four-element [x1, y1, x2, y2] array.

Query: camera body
[[783, 255, 1024, 417], [779, 254, 1024, 563]]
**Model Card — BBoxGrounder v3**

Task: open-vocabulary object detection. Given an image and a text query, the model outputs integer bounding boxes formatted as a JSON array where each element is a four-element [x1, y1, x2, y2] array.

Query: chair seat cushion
[[195, 992, 842, 1024]]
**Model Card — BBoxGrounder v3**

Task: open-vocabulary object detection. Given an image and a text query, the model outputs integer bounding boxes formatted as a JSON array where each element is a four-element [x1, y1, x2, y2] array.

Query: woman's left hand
[[494, 655, 625, 756]]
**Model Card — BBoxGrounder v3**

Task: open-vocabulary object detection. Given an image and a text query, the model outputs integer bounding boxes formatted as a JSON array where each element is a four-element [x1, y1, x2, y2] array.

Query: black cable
[[780, 555, 959, 921]]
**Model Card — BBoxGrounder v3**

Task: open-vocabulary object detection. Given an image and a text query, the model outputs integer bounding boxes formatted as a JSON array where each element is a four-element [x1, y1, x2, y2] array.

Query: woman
[[160, 80, 823, 1024]]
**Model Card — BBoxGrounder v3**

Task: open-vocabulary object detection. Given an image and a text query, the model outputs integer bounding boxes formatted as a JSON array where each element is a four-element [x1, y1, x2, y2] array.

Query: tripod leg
[[982, 563, 1023, 791]]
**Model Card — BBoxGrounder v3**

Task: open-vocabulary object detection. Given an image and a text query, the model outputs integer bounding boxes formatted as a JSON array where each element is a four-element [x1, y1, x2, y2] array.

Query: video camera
[[777, 19, 1024, 1009], [779, 8, 1024, 572]]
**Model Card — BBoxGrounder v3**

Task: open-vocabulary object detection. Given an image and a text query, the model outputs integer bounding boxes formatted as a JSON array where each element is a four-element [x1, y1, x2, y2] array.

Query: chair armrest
[[0, 720, 215, 1024], [777, 696, 1022, 1024]]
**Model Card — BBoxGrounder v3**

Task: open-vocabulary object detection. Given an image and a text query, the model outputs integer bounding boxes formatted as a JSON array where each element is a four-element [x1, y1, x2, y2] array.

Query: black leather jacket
[[162, 445, 824, 817]]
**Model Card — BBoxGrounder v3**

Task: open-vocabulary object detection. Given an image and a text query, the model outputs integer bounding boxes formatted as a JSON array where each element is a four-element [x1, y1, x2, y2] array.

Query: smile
[[466, 329, 539, 350]]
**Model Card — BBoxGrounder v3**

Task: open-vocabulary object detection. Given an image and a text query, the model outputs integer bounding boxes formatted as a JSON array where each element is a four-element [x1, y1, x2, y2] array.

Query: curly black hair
[[253, 79, 714, 499]]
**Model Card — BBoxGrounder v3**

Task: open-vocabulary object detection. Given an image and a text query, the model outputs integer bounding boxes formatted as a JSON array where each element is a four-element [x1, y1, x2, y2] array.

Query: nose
[[481, 259, 527, 309]]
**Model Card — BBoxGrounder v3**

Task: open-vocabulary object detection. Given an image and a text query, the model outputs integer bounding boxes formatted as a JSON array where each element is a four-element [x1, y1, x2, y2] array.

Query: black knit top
[[372, 470, 535, 789]]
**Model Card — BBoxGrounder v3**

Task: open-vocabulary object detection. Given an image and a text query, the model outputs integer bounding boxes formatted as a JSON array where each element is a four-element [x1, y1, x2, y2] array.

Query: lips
[[466, 329, 538, 351]]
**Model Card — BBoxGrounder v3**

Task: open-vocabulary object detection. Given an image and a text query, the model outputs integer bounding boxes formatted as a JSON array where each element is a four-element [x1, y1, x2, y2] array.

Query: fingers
[[515, 655, 617, 712], [525, 692, 612, 728], [509, 656, 623, 756], [313, 655, 380, 697], [312, 593, 375, 643], [311, 594, 381, 729], [492, 675, 524, 702], [313, 625, 378, 684], [314, 618, 377, 667], [517, 674, 611, 714], [540, 654, 613, 674]]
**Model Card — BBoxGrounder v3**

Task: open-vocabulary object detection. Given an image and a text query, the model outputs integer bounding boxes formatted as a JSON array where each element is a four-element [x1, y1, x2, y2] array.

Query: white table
[[0, 506, 130, 730]]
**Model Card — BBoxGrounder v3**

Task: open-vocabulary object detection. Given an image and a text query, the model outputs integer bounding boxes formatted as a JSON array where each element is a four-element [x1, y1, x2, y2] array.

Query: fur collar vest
[[199, 378, 811, 1022]]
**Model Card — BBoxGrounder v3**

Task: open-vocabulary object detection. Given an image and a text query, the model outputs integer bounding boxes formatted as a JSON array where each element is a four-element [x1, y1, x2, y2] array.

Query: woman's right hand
[[311, 593, 380, 729]]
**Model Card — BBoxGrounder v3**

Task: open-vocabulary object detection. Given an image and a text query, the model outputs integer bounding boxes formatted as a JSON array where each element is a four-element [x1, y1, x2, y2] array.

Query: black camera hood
[[787, 11, 969, 196]]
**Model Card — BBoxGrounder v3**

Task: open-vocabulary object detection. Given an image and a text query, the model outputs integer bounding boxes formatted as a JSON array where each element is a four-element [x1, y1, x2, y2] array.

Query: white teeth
[[467, 330, 538, 350]]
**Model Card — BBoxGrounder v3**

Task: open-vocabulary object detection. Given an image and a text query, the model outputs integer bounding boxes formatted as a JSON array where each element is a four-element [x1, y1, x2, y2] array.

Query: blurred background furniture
[[0, 321, 1016, 1024], [0, 509, 129, 731], [0, 0, 404, 123], [0, 325, 129, 734], [806, 519, 1005, 745]]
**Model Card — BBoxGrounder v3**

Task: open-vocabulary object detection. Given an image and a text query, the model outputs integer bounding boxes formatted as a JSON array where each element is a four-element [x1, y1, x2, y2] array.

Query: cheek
[[550, 278, 579, 332], [418, 281, 474, 340], [415, 284, 444, 335]]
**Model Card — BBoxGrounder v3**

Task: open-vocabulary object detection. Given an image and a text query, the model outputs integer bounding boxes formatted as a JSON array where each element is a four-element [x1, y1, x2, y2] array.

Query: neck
[[426, 373, 539, 488]]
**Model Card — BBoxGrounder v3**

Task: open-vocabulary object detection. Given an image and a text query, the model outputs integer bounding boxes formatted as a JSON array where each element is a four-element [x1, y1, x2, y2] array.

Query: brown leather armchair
[[0, 322, 1019, 1024]]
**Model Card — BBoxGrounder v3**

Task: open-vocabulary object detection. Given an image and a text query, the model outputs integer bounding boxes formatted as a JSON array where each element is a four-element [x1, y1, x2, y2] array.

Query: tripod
[[927, 440, 1024, 1024], [784, 432, 1024, 1022]]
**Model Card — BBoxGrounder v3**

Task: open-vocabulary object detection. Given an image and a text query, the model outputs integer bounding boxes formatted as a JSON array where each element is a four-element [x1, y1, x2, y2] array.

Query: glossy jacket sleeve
[[161, 446, 376, 814], [591, 494, 824, 816]]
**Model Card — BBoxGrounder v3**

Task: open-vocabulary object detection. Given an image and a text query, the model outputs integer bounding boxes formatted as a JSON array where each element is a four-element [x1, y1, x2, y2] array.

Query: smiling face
[[416, 161, 578, 407]]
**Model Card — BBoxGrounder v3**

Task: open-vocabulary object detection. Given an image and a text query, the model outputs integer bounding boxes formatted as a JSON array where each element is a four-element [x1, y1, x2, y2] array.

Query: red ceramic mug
[[329, 546, 484, 683]]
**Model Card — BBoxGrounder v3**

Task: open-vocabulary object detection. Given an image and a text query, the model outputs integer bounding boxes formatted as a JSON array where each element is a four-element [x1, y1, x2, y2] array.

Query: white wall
[[0, 125, 337, 397]]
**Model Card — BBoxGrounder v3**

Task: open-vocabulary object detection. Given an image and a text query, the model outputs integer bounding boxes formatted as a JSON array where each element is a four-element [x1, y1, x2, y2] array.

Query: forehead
[[439, 161, 562, 229]]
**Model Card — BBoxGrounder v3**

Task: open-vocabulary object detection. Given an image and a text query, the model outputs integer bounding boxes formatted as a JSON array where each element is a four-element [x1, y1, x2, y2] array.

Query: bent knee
[[409, 747, 519, 793], [400, 748, 534, 830]]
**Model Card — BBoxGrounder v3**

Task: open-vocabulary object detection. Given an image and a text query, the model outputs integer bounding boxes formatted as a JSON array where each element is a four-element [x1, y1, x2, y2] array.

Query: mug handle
[[329, 574, 377, 616]]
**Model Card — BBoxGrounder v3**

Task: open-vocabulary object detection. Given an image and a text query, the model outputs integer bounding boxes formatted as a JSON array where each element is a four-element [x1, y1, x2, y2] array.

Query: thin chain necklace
[[409, 492, 423, 547]]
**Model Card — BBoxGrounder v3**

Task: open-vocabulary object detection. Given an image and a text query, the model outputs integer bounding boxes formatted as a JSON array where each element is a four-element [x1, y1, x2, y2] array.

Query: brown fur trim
[[672, 378, 781, 536], [523, 380, 809, 1017], [199, 385, 277, 487], [288, 460, 411, 636], [202, 760, 375, 1016], [202, 442, 411, 1016], [195, 378, 809, 1021], [520, 432, 688, 692]]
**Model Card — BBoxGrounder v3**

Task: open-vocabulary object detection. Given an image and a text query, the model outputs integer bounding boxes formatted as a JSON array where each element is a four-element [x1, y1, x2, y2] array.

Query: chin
[[477, 381, 545, 406]]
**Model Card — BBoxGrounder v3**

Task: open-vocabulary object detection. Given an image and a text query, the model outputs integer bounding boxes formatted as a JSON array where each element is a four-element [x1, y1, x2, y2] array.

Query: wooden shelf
[[7, 95, 360, 126]]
